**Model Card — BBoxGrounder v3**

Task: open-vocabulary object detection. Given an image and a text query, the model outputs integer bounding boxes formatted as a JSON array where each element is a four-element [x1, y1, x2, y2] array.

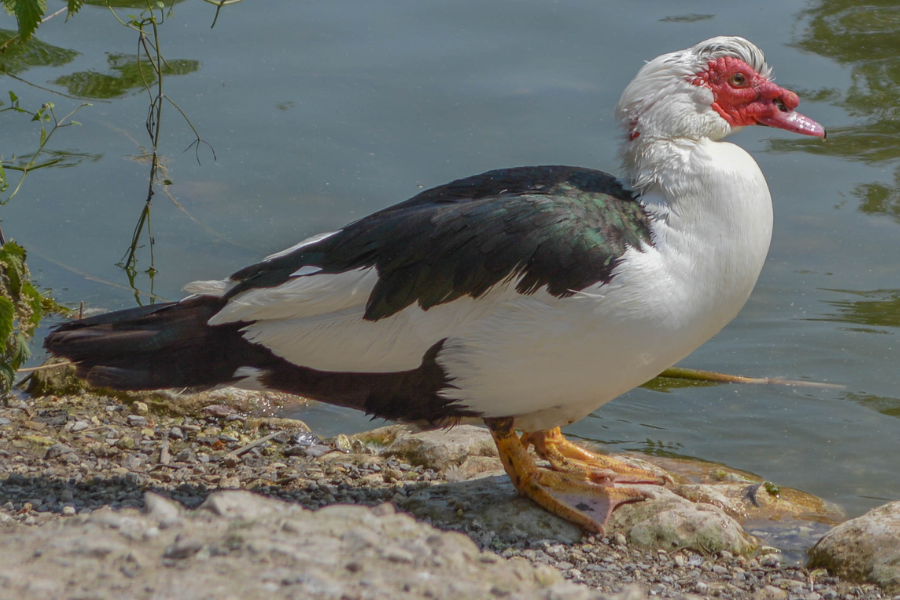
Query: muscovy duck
[[45, 36, 825, 533]]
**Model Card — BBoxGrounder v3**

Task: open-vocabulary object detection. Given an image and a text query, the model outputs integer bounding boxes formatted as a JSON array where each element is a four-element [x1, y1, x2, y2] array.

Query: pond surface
[[4, 0, 900, 521]]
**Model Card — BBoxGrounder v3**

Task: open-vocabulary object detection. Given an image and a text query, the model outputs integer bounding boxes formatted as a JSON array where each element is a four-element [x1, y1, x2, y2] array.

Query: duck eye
[[729, 73, 747, 87]]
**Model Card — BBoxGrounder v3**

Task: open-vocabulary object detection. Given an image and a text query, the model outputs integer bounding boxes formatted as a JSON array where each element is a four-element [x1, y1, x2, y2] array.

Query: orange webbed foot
[[520, 426, 673, 485], [485, 418, 666, 533]]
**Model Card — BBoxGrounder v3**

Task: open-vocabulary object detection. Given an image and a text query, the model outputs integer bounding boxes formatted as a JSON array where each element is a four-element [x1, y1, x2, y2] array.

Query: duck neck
[[620, 134, 775, 316]]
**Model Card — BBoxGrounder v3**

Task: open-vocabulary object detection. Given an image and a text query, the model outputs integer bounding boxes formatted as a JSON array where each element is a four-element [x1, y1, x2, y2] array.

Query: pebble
[[126, 415, 147, 427], [163, 538, 204, 559], [304, 444, 333, 458], [202, 404, 235, 418], [45, 443, 73, 460], [0, 389, 891, 600], [760, 554, 782, 568]]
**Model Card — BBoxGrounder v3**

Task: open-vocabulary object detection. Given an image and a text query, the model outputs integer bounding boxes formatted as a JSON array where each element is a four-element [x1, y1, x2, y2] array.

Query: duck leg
[[520, 426, 672, 485], [485, 417, 654, 533]]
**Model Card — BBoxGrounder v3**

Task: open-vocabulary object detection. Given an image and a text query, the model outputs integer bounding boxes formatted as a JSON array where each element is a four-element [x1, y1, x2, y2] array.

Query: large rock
[[0, 490, 623, 600], [808, 501, 900, 594], [609, 487, 757, 555]]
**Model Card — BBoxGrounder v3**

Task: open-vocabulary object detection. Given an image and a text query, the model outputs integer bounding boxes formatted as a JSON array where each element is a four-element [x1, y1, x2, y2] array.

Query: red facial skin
[[692, 56, 825, 138]]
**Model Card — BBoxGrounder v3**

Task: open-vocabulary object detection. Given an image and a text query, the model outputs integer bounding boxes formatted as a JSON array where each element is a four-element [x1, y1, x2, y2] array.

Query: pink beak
[[755, 88, 826, 138], [757, 109, 826, 138]]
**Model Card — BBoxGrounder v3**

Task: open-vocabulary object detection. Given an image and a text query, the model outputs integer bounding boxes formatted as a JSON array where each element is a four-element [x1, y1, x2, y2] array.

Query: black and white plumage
[[46, 166, 651, 426], [45, 37, 825, 532]]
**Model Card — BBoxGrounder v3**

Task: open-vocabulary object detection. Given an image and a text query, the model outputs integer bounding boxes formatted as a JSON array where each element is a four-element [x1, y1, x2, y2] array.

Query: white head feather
[[616, 36, 770, 144], [615, 36, 772, 192]]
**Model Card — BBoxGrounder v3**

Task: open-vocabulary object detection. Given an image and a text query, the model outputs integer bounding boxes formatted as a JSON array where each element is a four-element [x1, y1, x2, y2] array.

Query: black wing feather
[[226, 166, 653, 321]]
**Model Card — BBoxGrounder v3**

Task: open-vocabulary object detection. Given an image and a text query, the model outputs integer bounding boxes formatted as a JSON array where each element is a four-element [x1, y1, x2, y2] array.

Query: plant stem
[[657, 366, 845, 390]]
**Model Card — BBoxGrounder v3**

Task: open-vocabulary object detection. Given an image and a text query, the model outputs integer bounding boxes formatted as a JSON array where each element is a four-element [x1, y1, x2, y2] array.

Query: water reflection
[[0, 30, 78, 75], [84, 0, 188, 7], [54, 54, 200, 99], [771, 1, 900, 221], [845, 392, 900, 419], [9, 148, 103, 172], [854, 177, 900, 223], [815, 288, 900, 330]]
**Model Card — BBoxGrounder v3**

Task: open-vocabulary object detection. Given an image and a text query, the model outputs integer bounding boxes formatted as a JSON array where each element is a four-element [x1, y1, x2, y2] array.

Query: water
[[4, 0, 900, 521]]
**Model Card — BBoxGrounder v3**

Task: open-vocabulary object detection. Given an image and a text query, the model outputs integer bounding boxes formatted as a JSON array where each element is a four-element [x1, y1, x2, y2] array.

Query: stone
[[355, 424, 498, 471], [808, 501, 900, 594], [126, 415, 147, 427], [20, 435, 55, 447], [755, 585, 789, 600], [23, 359, 84, 396], [201, 490, 294, 520], [304, 444, 332, 458], [674, 481, 843, 524], [45, 443, 74, 460], [145, 493, 182, 528], [760, 553, 782, 567], [609, 487, 758, 555], [202, 404, 235, 418], [163, 538, 204, 559]]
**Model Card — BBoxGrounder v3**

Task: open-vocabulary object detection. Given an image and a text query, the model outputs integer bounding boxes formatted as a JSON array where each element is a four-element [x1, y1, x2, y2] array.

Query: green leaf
[[0, 241, 27, 297], [0, 296, 14, 352], [0, 363, 14, 390], [66, 0, 83, 19], [12, 332, 31, 367], [1, 0, 14, 17], [12, 0, 46, 42]]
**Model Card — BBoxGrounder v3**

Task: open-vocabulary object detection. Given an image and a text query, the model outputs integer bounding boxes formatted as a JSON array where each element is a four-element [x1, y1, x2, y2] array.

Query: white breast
[[439, 139, 773, 431]]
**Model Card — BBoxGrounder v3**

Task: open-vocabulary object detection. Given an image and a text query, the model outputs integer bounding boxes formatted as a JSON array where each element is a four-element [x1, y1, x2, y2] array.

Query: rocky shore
[[0, 375, 896, 599]]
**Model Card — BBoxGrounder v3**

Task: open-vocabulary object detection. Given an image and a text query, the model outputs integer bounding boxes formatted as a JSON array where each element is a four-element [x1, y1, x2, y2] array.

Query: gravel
[[0, 389, 889, 600]]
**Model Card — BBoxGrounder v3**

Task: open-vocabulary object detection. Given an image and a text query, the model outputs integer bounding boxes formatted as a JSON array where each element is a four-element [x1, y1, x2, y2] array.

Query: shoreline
[[0, 385, 888, 600]]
